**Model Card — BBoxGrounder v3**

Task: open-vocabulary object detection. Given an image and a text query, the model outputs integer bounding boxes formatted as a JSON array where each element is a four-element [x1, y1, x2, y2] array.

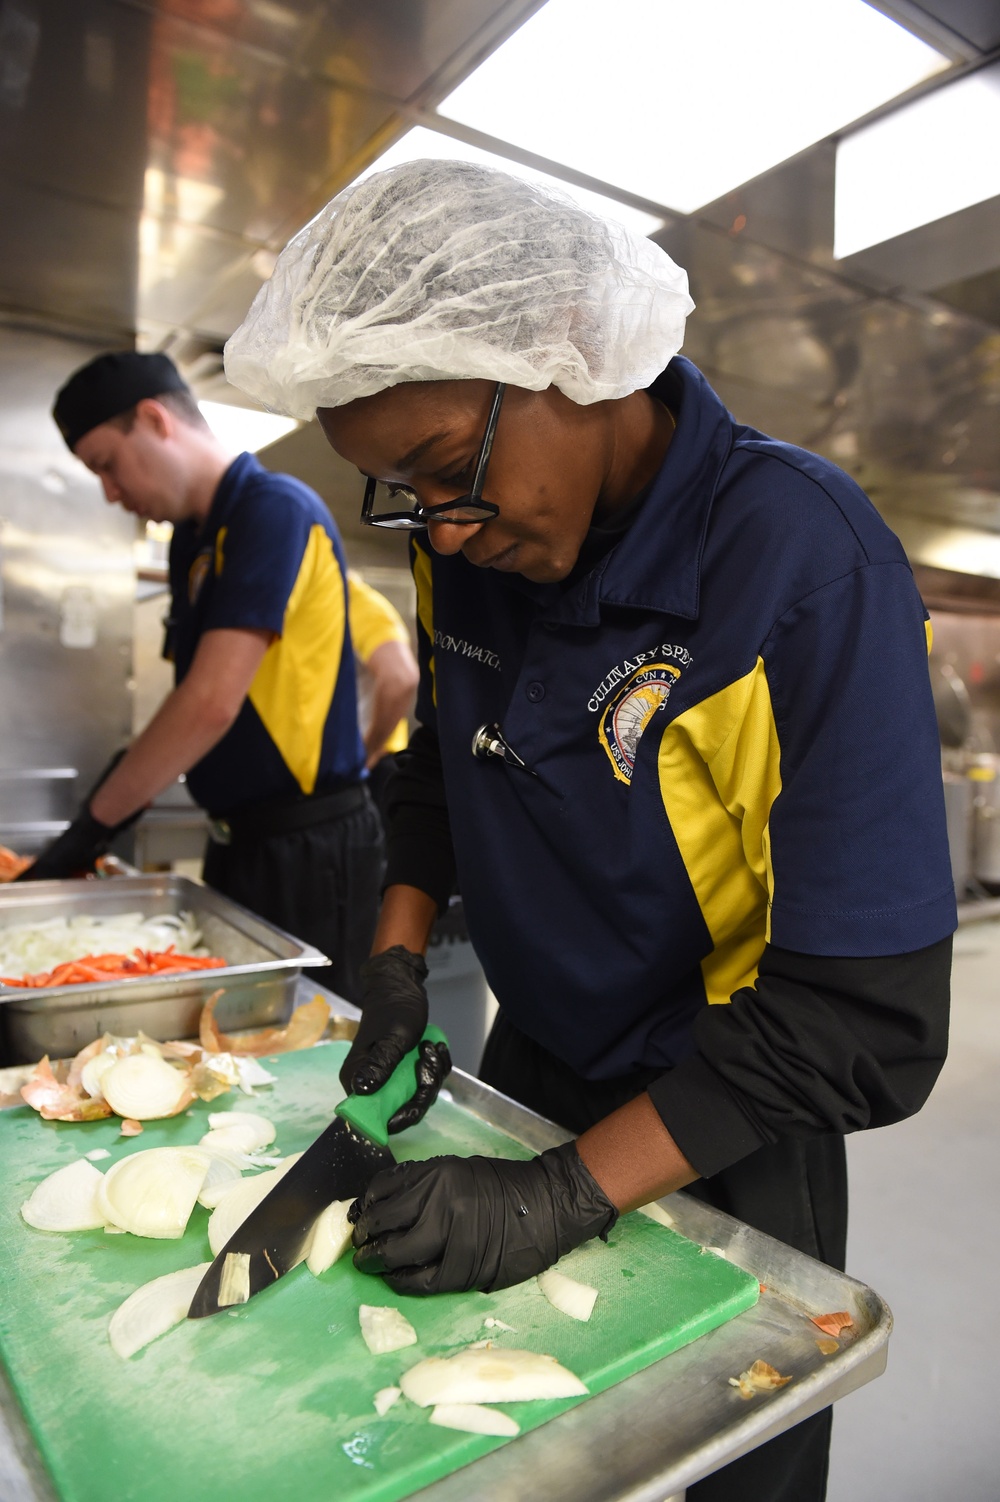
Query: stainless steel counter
[[0, 981, 889, 1502]]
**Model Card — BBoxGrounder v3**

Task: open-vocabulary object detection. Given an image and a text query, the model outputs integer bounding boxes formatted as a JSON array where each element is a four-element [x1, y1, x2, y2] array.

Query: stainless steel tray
[[0, 875, 329, 1063], [0, 981, 890, 1502]]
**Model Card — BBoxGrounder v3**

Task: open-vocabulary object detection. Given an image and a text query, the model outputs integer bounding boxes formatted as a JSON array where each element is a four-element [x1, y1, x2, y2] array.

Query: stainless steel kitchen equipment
[[0, 982, 890, 1502], [0, 330, 135, 851], [0, 874, 328, 1063]]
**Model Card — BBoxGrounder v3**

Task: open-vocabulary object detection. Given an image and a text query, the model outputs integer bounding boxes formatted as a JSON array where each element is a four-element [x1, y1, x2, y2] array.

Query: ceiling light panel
[[438, 0, 949, 215], [834, 60, 1000, 258], [353, 125, 666, 237], [199, 402, 298, 453]]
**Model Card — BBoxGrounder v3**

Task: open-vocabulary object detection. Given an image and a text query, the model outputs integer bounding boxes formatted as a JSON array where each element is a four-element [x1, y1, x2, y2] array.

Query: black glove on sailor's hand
[[349, 1140, 619, 1295], [339, 945, 451, 1134], [17, 809, 115, 882], [16, 749, 142, 883]]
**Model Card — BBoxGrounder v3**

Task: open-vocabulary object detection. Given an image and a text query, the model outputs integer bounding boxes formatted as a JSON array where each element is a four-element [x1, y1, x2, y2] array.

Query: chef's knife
[[187, 1024, 448, 1318]]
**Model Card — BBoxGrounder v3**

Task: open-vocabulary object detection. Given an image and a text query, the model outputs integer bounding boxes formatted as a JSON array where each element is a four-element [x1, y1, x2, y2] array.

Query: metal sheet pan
[[0, 875, 328, 1063], [0, 982, 891, 1501]]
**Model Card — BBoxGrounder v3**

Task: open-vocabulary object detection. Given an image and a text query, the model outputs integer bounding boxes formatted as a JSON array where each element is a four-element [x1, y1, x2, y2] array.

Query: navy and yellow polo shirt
[[409, 358, 956, 1081], [167, 452, 365, 815]]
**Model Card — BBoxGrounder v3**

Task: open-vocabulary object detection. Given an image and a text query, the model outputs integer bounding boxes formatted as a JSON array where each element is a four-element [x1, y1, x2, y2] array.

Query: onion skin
[[20, 1056, 113, 1122], [199, 992, 329, 1057]]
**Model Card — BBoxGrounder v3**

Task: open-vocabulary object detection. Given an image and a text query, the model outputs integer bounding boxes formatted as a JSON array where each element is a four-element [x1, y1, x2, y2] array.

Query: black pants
[[202, 792, 384, 1005], [479, 1011, 847, 1502]]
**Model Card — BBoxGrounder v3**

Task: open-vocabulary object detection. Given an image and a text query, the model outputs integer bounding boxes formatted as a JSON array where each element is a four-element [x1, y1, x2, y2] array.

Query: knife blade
[[187, 1024, 447, 1319]]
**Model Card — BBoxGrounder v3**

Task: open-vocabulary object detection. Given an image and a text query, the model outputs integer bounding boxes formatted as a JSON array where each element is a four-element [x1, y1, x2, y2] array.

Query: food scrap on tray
[[17, 992, 331, 1122], [0, 844, 32, 882]]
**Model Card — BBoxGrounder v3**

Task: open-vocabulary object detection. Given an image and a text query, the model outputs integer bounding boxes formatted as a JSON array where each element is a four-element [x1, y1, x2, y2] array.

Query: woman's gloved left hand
[[348, 1140, 618, 1295]]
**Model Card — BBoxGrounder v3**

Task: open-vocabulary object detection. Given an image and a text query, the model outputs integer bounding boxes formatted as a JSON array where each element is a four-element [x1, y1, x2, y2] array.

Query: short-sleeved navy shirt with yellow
[[167, 452, 365, 815], [407, 358, 956, 1081]]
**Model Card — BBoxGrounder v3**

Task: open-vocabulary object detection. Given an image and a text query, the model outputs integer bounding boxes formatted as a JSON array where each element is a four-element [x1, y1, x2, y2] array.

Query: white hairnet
[[224, 158, 694, 417]]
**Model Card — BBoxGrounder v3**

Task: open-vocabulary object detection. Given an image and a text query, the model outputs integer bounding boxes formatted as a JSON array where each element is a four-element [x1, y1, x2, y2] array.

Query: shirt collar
[[191, 451, 259, 540], [555, 357, 734, 626]]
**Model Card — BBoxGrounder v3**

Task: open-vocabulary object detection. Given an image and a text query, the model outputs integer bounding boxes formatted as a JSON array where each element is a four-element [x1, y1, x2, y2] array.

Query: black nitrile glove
[[339, 945, 451, 1134], [17, 809, 115, 882], [17, 749, 141, 883], [349, 1139, 619, 1295]]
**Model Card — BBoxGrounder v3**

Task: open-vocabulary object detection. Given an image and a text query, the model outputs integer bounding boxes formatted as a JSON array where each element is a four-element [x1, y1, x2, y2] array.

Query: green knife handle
[[335, 1024, 449, 1147]]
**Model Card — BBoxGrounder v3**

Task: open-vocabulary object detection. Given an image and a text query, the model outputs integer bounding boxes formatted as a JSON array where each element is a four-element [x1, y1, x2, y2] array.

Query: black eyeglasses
[[360, 382, 505, 531]]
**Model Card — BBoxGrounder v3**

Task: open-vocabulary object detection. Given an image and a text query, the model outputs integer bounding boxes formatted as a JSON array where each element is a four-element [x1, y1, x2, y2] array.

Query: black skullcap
[[53, 351, 189, 451]]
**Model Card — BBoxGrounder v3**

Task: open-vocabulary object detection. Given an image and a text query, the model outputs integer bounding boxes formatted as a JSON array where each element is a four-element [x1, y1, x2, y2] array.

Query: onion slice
[[401, 1346, 587, 1407], [536, 1267, 598, 1322], [98, 1147, 211, 1239], [305, 1200, 354, 1275], [21, 1159, 106, 1231], [101, 1052, 193, 1121], [108, 1263, 210, 1359], [218, 1251, 251, 1307], [206, 1153, 302, 1256], [197, 1154, 243, 1209], [430, 1403, 520, 1437], [359, 1305, 418, 1356], [199, 1110, 276, 1156], [373, 1386, 402, 1416]]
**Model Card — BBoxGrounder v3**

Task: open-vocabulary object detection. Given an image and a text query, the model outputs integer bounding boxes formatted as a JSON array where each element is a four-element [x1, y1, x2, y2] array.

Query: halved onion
[[401, 1346, 587, 1408], [98, 1147, 211, 1238], [109, 1263, 210, 1359], [102, 1052, 192, 1120], [430, 1404, 520, 1437], [206, 1153, 302, 1256], [536, 1267, 598, 1322], [305, 1200, 353, 1275], [21, 1159, 106, 1231], [359, 1305, 417, 1356]]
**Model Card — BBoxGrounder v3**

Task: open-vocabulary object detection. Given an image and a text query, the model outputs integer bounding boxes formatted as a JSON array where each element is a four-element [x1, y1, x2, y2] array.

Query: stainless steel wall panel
[[0, 328, 134, 839]]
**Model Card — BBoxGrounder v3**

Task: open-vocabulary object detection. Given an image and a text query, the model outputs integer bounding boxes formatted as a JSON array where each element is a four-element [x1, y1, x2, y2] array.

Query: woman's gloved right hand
[[339, 945, 451, 1134]]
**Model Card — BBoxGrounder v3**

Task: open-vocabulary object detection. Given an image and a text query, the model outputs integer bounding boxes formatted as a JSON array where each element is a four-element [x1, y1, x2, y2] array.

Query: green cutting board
[[0, 1044, 758, 1502]]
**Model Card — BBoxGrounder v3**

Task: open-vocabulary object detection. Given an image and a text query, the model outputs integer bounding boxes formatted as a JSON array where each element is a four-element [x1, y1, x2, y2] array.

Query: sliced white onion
[[401, 1346, 587, 1408], [102, 1053, 191, 1120], [21, 1159, 106, 1231], [305, 1200, 354, 1275], [430, 1403, 520, 1437], [359, 1305, 418, 1356], [373, 1386, 402, 1417], [638, 1200, 675, 1228], [483, 1318, 515, 1332], [235, 1056, 277, 1094], [197, 1154, 243, 1209], [98, 1147, 211, 1239], [200, 1110, 276, 1155], [218, 1251, 251, 1307], [536, 1267, 598, 1322], [206, 1153, 302, 1256], [84, 1149, 110, 1162], [108, 1263, 210, 1359], [80, 1051, 117, 1100]]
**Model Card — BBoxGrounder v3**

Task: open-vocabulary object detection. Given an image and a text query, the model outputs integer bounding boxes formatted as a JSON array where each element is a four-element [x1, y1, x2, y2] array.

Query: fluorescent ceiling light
[[834, 61, 1000, 258], [354, 125, 665, 237], [199, 402, 298, 453], [439, 0, 948, 215]]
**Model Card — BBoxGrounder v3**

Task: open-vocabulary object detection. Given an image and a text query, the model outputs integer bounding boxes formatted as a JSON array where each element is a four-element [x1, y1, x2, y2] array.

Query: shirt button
[[526, 681, 545, 702]]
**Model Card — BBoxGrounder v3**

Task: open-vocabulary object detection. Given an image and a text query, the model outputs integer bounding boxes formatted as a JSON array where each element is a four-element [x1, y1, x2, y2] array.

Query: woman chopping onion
[[225, 160, 955, 1502]]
